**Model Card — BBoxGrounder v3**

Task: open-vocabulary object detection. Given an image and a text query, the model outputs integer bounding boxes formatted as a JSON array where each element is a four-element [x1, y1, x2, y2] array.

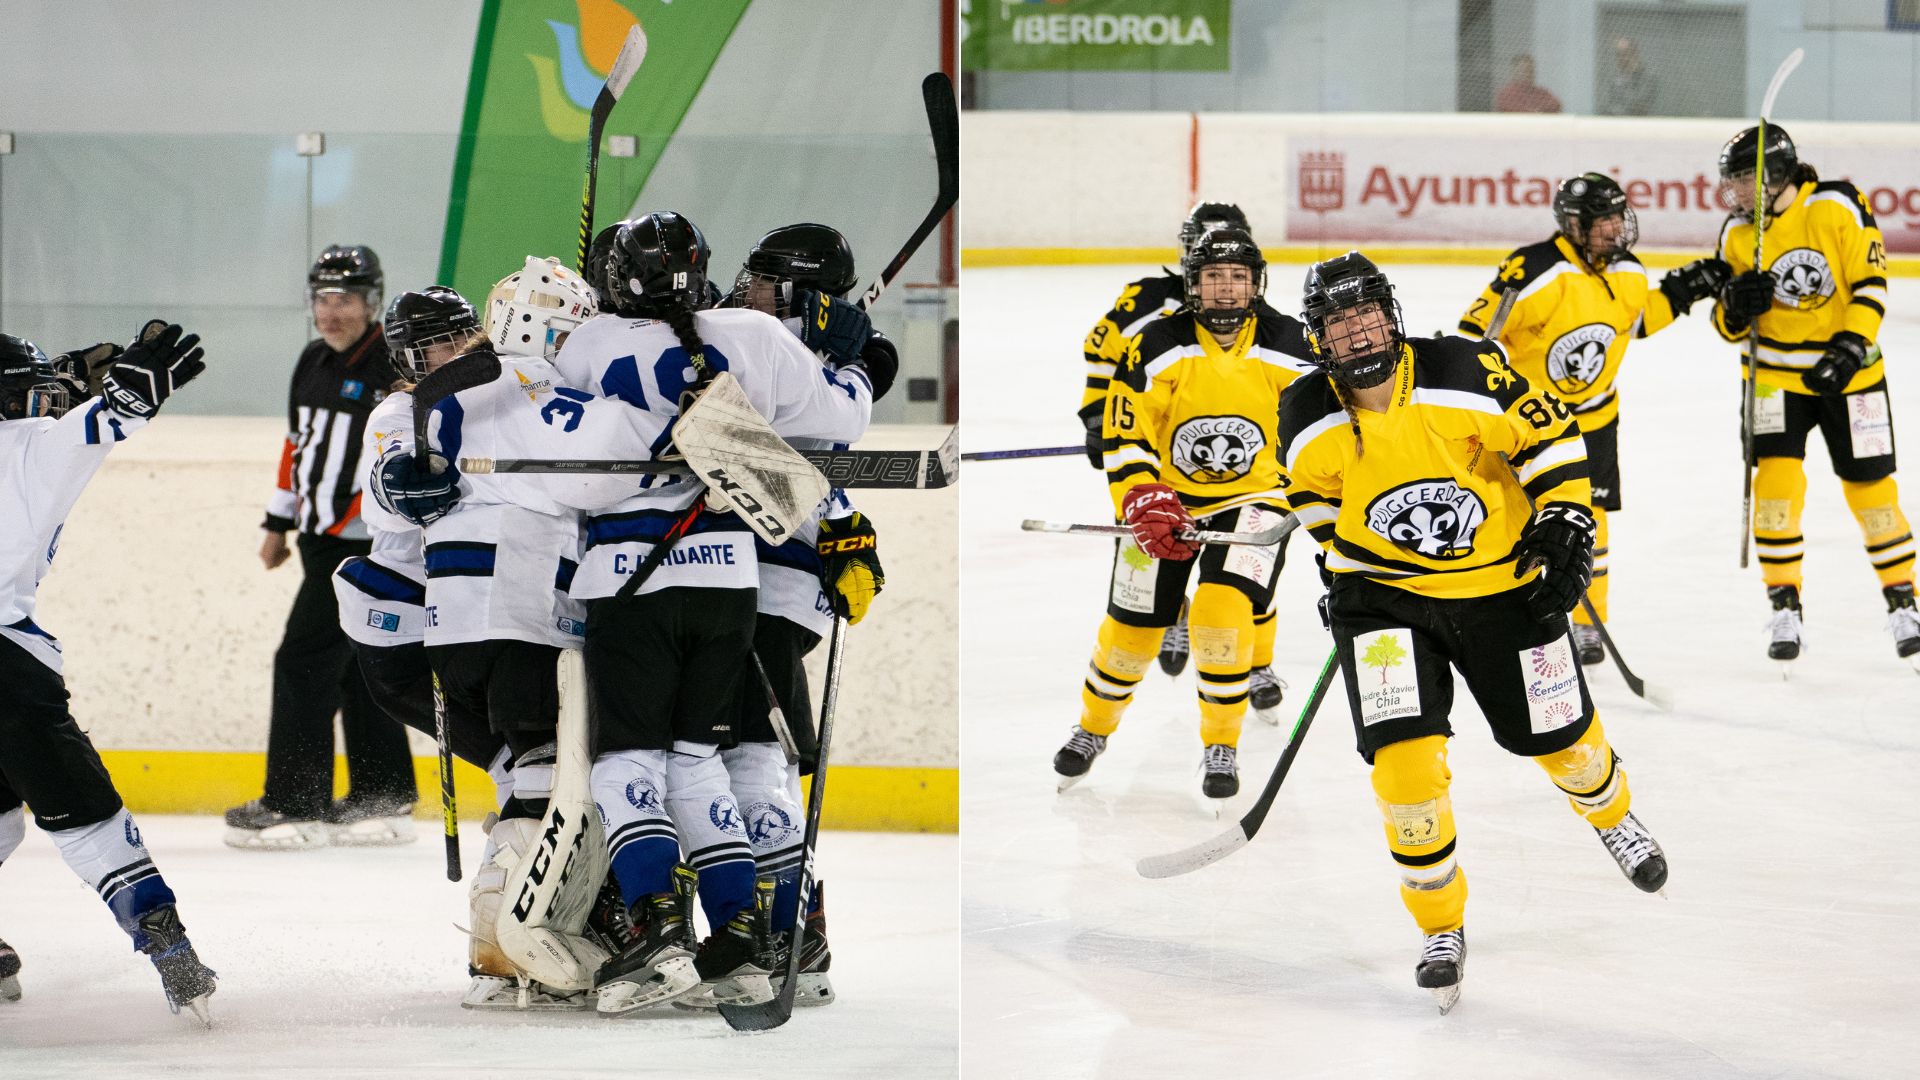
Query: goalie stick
[[574, 26, 648, 274], [458, 425, 959, 490], [1136, 649, 1338, 879], [719, 616, 849, 1032], [1021, 515, 1298, 547], [1740, 47, 1805, 569]]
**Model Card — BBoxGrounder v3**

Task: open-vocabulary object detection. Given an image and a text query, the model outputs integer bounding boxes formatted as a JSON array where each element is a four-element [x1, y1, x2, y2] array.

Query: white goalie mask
[[486, 256, 599, 358]]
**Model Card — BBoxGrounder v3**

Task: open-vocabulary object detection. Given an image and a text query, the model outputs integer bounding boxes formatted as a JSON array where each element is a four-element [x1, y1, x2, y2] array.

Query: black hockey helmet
[[732, 223, 859, 318], [1718, 124, 1800, 218], [1179, 201, 1252, 260], [1183, 226, 1267, 336], [0, 333, 70, 421], [606, 211, 712, 318], [1553, 172, 1638, 264], [583, 222, 624, 307], [1301, 251, 1404, 390], [383, 286, 479, 379], [309, 244, 384, 309]]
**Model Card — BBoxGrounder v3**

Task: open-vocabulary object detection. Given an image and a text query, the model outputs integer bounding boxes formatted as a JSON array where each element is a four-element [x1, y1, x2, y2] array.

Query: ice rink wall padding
[[963, 111, 1920, 272], [40, 419, 957, 833]]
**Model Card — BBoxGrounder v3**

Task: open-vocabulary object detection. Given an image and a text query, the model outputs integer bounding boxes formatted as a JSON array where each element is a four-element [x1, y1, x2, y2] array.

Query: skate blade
[[1, 974, 20, 1002], [596, 956, 699, 1015], [1906, 653, 1920, 675], [182, 993, 214, 1028], [329, 816, 418, 847], [1778, 661, 1795, 681], [1056, 773, 1088, 794], [462, 975, 590, 1011], [791, 971, 834, 1007], [1252, 705, 1281, 727], [1430, 985, 1460, 1015], [709, 970, 774, 1007], [223, 822, 330, 850]]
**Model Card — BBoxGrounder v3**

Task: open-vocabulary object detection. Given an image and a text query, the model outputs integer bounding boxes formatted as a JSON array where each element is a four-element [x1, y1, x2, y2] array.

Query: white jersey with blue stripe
[[0, 399, 145, 672], [546, 308, 872, 601], [332, 521, 428, 649]]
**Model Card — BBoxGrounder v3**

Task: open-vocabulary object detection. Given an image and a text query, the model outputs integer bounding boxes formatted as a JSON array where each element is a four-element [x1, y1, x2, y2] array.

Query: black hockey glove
[[374, 449, 461, 527], [859, 331, 900, 402], [1718, 269, 1776, 333], [50, 341, 123, 399], [1657, 258, 1731, 316], [1079, 404, 1105, 469], [1803, 331, 1869, 396], [817, 511, 885, 624], [100, 321, 205, 420], [797, 289, 874, 366], [1513, 502, 1595, 622]]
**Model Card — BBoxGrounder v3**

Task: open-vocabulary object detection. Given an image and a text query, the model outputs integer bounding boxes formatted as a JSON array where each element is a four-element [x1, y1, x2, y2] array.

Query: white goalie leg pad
[[665, 741, 757, 927], [0, 805, 24, 864], [723, 742, 804, 881]]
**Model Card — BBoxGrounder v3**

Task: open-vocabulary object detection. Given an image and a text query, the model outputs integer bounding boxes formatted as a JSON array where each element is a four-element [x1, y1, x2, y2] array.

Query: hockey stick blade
[[460, 428, 957, 491], [575, 25, 649, 272], [1761, 48, 1804, 119], [1137, 650, 1338, 879], [961, 445, 1083, 462], [1021, 515, 1298, 547], [858, 72, 958, 312], [413, 351, 503, 451]]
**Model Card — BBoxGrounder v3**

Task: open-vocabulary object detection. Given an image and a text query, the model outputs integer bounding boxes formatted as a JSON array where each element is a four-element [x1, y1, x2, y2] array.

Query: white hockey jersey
[[547, 308, 872, 601], [332, 522, 428, 649], [0, 400, 144, 672]]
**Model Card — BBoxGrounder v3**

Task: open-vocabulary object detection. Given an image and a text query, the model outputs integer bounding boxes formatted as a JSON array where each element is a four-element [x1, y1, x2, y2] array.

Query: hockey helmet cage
[[487, 257, 598, 359], [0, 333, 70, 421], [1179, 201, 1252, 260], [383, 286, 479, 380], [1553, 172, 1638, 264], [308, 244, 384, 309], [1301, 251, 1404, 390], [1183, 225, 1267, 336], [1718, 124, 1801, 220], [732, 223, 858, 317]]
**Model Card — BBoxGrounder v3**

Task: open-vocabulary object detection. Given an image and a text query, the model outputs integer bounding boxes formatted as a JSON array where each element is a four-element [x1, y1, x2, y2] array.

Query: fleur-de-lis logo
[[1366, 478, 1489, 560], [1389, 505, 1459, 555], [1479, 351, 1515, 393]]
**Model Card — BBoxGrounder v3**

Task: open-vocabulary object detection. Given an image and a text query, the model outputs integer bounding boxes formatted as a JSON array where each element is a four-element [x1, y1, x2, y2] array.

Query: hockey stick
[[1021, 516, 1299, 548], [960, 445, 1083, 462], [1741, 47, 1805, 568], [574, 26, 648, 274], [856, 72, 958, 314], [1136, 649, 1338, 879], [750, 649, 800, 766], [459, 426, 959, 491], [720, 616, 848, 1032], [432, 673, 459, 881]]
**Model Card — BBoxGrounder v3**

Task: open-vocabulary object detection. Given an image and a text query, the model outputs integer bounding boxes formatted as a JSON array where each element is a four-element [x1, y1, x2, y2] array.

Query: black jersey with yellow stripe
[[1080, 271, 1186, 425], [1104, 309, 1317, 520], [1713, 178, 1889, 396], [1276, 335, 1592, 599]]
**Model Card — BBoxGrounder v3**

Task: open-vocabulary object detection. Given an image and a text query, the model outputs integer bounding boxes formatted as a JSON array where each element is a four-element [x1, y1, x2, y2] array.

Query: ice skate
[[137, 905, 216, 1026], [461, 817, 589, 1011], [679, 877, 835, 1011], [0, 936, 20, 1002], [692, 878, 778, 1008], [323, 792, 417, 847], [1767, 585, 1804, 675], [1595, 811, 1668, 893], [1053, 725, 1107, 792], [1159, 600, 1190, 676], [1200, 743, 1238, 813], [1571, 621, 1606, 666], [462, 972, 591, 1011], [1249, 665, 1287, 725], [1885, 584, 1920, 672], [594, 866, 700, 1015], [1415, 928, 1466, 1015], [222, 798, 330, 850]]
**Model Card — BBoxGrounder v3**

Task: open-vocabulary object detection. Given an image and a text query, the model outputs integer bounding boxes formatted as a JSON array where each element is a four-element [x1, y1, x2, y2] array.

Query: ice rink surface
[[961, 262, 1920, 1079], [0, 819, 956, 1078]]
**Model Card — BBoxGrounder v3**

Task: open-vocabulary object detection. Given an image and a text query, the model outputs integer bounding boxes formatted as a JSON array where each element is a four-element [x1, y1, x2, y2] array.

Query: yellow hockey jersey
[[1105, 310, 1318, 519], [1713, 178, 1889, 396], [1276, 336, 1593, 599], [1458, 234, 1680, 431], [1080, 272, 1186, 425]]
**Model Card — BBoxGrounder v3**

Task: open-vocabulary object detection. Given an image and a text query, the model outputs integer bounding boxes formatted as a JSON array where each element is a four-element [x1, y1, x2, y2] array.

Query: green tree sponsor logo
[[1121, 543, 1152, 572], [1362, 633, 1408, 685]]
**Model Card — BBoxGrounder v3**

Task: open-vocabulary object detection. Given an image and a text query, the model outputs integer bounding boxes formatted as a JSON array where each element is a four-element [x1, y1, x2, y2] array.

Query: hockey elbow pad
[[857, 332, 899, 402]]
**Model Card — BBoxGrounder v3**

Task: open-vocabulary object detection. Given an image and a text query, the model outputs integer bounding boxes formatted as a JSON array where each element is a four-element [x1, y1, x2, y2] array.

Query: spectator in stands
[[1495, 54, 1562, 114], [1601, 37, 1656, 117]]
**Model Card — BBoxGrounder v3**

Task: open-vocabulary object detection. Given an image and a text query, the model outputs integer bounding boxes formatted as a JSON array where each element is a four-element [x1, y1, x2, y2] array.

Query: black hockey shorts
[[1327, 575, 1594, 764], [1105, 502, 1290, 627], [1749, 378, 1899, 482], [353, 640, 506, 770], [1581, 416, 1623, 512], [0, 635, 124, 830], [584, 587, 757, 753], [736, 614, 822, 774], [424, 638, 560, 758]]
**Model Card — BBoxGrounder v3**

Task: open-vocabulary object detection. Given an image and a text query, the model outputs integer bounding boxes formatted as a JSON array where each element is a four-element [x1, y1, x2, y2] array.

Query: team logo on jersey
[[1170, 415, 1265, 483], [1298, 152, 1344, 211], [624, 778, 662, 814], [709, 796, 743, 835], [1365, 478, 1488, 559], [1770, 248, 1834, 310], [1544, 323, 1614, 395], [745, 802, 795, 847]]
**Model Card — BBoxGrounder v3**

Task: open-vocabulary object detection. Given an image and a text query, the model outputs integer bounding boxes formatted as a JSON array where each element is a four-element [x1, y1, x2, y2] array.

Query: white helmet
[[486, 256, 598, 358]]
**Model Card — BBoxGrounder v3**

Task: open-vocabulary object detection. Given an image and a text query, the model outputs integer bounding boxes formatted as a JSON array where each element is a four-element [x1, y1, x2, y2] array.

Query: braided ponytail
[[1332, 380, 1365, 459], [662, 303, 713, 395]]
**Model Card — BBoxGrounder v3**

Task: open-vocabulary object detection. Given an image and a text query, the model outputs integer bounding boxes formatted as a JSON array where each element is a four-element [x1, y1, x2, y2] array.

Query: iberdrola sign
[[963, 0, 1231, 72], [439, 0, 752, 306]]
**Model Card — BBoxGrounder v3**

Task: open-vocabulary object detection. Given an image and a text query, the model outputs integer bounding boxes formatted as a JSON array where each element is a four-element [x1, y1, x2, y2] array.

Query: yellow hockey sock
[[1533, 717, 1631, 830], [1753, 457, 1808, 589], [1252, 605, 1277, 670], [1841, 477, 1917, 590], [1574, 507, 1610, 625], [1371, 735, 1465, 935], [1190, 582, 1254, 746], [1079, 618, 1165, 737]]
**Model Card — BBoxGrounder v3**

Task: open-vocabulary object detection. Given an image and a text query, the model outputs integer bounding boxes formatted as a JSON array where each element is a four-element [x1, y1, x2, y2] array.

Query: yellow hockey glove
[[816, 512, 885, 624]]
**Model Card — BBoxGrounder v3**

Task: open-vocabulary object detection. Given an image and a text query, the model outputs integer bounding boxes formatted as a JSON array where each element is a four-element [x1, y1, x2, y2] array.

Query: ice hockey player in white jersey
[[0, 325, 218, 1023], [535, 211, 873, 1014]]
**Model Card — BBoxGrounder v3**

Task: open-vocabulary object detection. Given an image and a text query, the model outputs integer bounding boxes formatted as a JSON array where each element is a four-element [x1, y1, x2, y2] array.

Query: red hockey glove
[[1122, 483, 1198, 561]]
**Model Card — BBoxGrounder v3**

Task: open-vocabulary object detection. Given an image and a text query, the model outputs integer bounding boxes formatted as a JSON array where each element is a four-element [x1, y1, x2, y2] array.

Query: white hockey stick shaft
[[1021, 516, 1299, 547]]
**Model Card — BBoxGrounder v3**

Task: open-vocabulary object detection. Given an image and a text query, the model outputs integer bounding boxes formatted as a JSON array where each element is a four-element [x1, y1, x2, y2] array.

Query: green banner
[[439, 0, 752, 305], [962, 0, 1230, 72]]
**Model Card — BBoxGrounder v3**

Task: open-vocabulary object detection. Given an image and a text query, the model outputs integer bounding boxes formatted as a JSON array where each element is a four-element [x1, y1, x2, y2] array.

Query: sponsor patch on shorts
[[1848, 390, 1893, 459], [1190, 625, 1239, 666], [1389, 799, 1443, 846], [1752, 384, 1787, 435], [1354, 628, 1420, 726], [1110, 541, 1159, 614], [1221, 505, 1281, 583], [1522, 637, 1583, 735]]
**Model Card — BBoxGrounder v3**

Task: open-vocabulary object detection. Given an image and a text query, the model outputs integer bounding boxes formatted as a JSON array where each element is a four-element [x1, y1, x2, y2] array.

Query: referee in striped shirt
[[224, 246, 418, 848]]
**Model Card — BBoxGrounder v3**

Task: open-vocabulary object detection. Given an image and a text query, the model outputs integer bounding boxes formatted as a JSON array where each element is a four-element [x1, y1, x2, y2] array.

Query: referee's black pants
[[261, 533, 417, 816]]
